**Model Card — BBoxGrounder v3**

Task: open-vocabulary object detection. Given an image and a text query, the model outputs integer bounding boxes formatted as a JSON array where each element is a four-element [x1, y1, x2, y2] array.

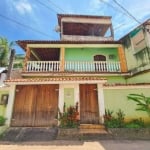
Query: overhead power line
[[113, 0, 150, 34], [113, 0, 141, 24], [0, 13, 53, 38], [46, 0, 66, 13], [99, 0, 125, 15], [36, 0, 58, 14]]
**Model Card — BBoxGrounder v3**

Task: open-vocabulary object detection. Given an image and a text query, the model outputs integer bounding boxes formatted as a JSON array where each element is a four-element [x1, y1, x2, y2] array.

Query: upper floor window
[[94, 55, 106, 61]]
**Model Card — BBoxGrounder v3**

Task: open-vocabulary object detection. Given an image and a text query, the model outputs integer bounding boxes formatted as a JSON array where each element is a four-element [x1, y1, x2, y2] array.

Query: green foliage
[[13, 62, 23, 68], [104, 109, 146, 128], [0, 37, 14, 67], [125, 118, 145, 129], [59, 105, 79, 128], [104, 109, 125, 128], [127, 93, 150, 116], [104, 109, 113, 121], [0, 116, 6, 126]]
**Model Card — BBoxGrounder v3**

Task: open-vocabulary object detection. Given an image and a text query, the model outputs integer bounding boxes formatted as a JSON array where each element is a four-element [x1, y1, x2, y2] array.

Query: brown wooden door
[[80, 84, 99, 124], [11, 84, 59, 127]]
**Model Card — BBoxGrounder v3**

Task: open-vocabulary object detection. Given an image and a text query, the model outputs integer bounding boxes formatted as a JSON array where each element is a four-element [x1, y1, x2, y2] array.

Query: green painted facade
[[65, 48, 118, 61], [103, 76, 126, 84], [104, 88, 150, 123]]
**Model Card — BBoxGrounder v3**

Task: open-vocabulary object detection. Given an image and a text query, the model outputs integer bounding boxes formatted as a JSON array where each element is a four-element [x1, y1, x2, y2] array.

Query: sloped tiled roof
[[16, 40, 121, 50], [5, 76, 106, 84]]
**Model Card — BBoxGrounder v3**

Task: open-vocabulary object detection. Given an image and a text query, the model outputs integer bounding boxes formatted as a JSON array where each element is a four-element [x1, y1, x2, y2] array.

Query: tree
[[0, 37, 14, 67], [127, 93, 150, 116]]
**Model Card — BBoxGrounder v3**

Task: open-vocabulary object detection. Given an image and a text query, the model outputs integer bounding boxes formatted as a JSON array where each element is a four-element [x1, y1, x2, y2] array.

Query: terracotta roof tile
[[5, 77, 106, 83]]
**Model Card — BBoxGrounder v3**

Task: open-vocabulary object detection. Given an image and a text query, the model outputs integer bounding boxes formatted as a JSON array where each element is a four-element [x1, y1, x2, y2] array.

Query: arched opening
[[94, 55, 106, 71], [94, 55, 106, 61]]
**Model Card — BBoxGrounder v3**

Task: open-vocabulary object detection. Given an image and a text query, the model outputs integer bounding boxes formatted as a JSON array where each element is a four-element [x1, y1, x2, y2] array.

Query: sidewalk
[[0, 140, 150, 150]]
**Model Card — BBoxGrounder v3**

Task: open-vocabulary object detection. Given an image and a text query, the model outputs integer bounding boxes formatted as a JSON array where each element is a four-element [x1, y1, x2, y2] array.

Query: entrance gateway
[[11, 83, 104, 127]]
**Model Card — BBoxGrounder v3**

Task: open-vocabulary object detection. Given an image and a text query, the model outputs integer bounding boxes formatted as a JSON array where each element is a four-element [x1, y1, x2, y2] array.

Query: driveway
[[0, 140, 150, 150]]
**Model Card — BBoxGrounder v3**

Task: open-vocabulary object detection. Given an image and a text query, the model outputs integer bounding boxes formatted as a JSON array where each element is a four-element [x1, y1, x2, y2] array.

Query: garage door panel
[[12, 84, 59, 127], [34, 85, 59, 126]]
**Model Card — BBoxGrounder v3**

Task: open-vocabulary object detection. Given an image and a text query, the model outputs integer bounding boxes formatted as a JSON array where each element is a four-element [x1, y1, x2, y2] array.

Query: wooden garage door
[[11, 84, 59, 127], [80, 84, 99, 124]]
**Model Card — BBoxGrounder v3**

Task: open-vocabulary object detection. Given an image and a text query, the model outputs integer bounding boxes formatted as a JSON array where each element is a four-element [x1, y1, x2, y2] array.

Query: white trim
[[97, 83, 105, 123], [74, 84, 79, 105], [58, 84, 80, 112], [5, 85, 16, 126], [22, 73, 130, 77], [58, 84, 64, 113]]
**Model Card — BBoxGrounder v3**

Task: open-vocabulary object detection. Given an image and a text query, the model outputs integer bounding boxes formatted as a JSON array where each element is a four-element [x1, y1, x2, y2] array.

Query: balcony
[[26, 61, 121, 73]]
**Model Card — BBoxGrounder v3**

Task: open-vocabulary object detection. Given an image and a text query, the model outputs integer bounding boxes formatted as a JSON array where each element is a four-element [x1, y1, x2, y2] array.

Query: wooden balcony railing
[[26, 61, 121, 72]]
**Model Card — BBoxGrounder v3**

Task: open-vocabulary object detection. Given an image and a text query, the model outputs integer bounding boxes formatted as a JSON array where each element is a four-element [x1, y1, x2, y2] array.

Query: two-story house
[[4, 14, 150, 127]]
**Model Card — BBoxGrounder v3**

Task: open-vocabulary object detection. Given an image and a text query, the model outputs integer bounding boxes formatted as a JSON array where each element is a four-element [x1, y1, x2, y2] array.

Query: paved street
[[0, 140, 150, 150]]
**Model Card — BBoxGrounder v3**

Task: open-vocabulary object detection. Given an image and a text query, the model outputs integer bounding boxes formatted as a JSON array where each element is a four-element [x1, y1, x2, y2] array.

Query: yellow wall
[[0, 89, 9, 117], [104, 88, 150, 123]]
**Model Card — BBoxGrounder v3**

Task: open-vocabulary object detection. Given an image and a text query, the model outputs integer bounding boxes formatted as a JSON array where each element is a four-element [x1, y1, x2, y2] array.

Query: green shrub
[[104, 109, 125, 128], [59, 105, 79, 128], [104, 109, 113, 121], [0, 116, 6, 126], [125, 118, 145, 128]]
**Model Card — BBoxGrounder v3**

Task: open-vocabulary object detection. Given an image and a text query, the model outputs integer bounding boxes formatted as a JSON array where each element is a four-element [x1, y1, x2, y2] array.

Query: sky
[[0, 0, 150, 54]]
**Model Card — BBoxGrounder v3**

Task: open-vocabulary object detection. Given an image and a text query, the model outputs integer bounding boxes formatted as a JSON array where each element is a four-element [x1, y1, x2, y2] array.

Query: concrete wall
[[0, 88, 9, 117], [104, 87, 150, 123]]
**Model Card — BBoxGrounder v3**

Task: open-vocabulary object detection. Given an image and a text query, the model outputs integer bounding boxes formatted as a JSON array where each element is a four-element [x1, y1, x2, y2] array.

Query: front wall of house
[[0, 90, 9, 117], [104, 88, 150, 123], [65, 48, 118, 61], [104, 76, 126, 84]]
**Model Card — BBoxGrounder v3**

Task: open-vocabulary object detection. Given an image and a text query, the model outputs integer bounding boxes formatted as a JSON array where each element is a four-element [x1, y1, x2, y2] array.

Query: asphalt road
[[0, 140, 150, 150]]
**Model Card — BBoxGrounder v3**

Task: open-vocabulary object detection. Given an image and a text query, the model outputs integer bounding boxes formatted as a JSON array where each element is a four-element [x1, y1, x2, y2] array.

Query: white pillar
[[74, 84, 80, 119], [97, 83, 105, 124], [74, 84, 79, 104], [5, 84, 16, 126], [58, 84, 64, 113]]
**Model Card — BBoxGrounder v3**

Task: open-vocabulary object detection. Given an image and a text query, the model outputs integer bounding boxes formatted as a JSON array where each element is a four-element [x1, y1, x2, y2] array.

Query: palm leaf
[[127, 93, 150, 116]]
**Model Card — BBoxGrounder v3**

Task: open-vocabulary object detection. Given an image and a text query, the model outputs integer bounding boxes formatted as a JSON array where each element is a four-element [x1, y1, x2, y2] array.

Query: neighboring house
[[4, 14, 150, 127], [120, 19, 150, 83], [0, 67, 7, 87], [0, 67, 9, 117]]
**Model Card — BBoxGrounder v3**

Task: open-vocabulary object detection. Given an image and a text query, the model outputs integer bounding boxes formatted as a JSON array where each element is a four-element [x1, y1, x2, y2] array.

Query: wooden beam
[[31, 50, 41, 60], [23, 47, 31, 71], [118, 46, 127, 72], [28, 43, 121, 48]]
